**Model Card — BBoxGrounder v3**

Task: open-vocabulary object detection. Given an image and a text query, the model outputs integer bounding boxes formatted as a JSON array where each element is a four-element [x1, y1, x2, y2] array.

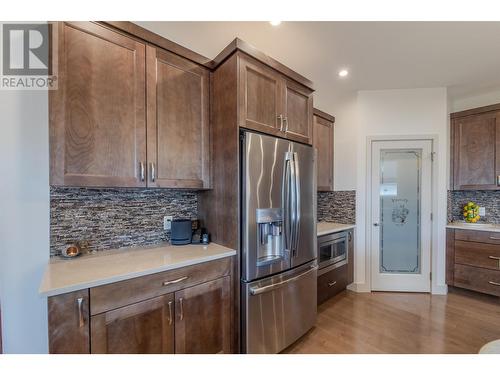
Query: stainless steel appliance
[[318, 231, 348, 270], [240, 131, 317, 354]]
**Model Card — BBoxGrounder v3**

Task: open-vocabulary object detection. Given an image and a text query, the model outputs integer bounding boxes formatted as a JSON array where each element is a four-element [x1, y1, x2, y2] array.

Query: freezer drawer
[[242, 261, 317, 354]]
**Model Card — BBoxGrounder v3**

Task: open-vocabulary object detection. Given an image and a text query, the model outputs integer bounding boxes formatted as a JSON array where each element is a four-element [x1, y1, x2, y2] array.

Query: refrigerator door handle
[[293, 152, 301, 254], [289, 154, 297, 257], [282, 152, 293, 253], [249, 264, 317, 295]]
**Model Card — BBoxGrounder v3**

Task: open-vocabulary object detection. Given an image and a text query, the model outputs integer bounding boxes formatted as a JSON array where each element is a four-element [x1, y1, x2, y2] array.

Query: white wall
[[450, 88, 500, 112], [351, 88, 449, 294], [0, 87, 49, 353]]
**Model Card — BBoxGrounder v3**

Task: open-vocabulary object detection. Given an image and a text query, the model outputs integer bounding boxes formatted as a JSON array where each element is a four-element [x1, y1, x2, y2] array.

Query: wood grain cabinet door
[[238, 56, 283, 136], [50, 22, 147, 187], [146, 46, 210, 189], [283, 79, 313, 145], [48, 289, 90, 354], [174, 276, 231, 354], [91, 294, 175, 354], [313, 114, 334, 191], [452, 112, 500, 190]]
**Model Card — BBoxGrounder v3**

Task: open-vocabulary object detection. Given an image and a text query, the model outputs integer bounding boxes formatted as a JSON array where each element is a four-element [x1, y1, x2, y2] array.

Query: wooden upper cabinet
[[50, 22, 146, 187], [91, 294, 175, 354], [237, 54, 313, 144], [238, 56, 282, 136], [48, 289, 90, 354], [313, 109, 335, 191], [147, 46, 210, 189], [174, 276, 231, 354], [283, 79, 313, 144], [451, 110, 500, 190]]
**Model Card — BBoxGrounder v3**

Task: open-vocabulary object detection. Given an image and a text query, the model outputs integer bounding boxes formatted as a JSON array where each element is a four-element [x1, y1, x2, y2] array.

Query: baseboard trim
[[431, 284, 448, 295], [346, 282, 371, 293]]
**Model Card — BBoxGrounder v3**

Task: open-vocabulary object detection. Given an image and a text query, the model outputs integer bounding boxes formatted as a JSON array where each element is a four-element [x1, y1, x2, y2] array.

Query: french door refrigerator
[[240, 130, 318, 354]]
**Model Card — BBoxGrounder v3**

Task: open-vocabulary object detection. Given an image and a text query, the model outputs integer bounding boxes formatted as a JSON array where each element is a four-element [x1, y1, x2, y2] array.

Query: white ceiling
[[135, 21, 500, 112]]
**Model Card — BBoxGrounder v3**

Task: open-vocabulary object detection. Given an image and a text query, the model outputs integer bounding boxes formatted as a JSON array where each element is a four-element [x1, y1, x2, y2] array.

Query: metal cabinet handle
[[162, 276, 188, 286], [284, 116, 289, 132], [496, 175, 500, 186], [179, 298, 184, 321], [278, 114, 284, 131], [488, 256, 500, 260], [167, 301, 173, 326], [488, 281, 500, 286], [328, 281, 337, 287], [489, 236, 500, 240], [76, 297, 84, 328], [139, 162, 145, 182], [150, 162, 156, 182]]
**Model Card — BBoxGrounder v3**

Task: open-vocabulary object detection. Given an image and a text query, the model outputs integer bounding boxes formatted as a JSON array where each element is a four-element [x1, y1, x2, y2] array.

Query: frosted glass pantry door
[[371, 140, 432, 292]]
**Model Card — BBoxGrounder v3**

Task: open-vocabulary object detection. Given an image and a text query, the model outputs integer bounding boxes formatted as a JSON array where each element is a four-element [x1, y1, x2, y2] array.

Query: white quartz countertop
[[39, 242, 236, 297], [317, 222, 356, 236], [446, 222, 500, 233]]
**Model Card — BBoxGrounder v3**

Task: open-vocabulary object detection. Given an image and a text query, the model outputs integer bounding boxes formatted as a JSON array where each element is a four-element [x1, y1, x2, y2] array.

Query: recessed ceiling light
[[270, 21, 282, 26], [338, 69, 349, 78]]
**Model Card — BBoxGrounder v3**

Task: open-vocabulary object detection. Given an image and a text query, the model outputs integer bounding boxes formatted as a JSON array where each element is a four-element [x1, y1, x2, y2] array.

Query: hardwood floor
[[283, 288, 500, 354]]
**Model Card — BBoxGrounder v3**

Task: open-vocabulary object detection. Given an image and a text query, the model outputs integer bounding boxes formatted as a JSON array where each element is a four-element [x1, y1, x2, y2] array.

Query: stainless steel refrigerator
[[240, 130, 318, 354]]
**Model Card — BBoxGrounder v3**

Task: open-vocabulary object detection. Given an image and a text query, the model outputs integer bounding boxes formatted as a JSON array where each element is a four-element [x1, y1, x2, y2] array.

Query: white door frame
[[365, 135, 439, 293]]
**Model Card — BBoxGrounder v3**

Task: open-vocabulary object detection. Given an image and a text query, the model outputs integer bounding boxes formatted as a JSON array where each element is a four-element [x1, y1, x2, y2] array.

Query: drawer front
[[90, 257, 232, 315], [455, 229, 500, 245], [455, 240, 500, 271], [454, 264, 500, 297], [317, 264, 348, 305]]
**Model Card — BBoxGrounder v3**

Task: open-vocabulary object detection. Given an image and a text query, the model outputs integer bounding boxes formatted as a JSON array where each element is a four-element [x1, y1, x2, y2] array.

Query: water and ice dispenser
[[256, 208, 284, 266]]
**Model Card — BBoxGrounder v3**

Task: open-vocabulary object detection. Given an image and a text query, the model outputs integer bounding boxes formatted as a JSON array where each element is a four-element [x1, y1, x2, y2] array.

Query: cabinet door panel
[[175, 276, 231, 354], [50, 22, 146, 187], [91, 294, 174, 354], [147, 46, 210, 188], [313, 114, 333, 191], [452, 112, 500, 190], [284, 80, 313, 144], [48, 289, 90, 354], [238, 56, 282, 136]]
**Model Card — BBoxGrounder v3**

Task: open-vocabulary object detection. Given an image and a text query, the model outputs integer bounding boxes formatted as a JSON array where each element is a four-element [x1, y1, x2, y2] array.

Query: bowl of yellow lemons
[[463, 201, 480, 223]]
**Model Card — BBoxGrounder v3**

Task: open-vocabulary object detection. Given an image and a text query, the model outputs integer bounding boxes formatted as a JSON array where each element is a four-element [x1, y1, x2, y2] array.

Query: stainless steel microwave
[[318, 231, 348, 270]]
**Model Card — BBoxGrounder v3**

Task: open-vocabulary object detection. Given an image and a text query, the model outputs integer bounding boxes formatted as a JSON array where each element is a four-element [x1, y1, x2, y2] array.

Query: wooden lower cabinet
[[446, 228, 500, 297], [48, 258, 233, 354], [317, 265, 348, 305], [174, 276, 231, 354], [91, 294, 175, 354]]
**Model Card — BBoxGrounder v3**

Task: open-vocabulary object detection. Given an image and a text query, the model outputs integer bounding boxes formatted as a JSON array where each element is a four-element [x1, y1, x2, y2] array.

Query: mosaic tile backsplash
[[317, 190, 356, 224], [50, 187, 198, 257], [448, 190, 500, 224]]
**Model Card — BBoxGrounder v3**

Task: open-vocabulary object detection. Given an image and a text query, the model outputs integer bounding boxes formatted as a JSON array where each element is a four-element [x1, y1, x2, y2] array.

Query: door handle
[[497, 175, 500, 186], [167, 300, 173, 325], [328, 281, 337, 287], [278, 114, 284, 132], [139, 162, 145, 182], [76, 297, 84, 328], [150, 162, 156, 182], [249, 265, 316, 295], [488, 281, 500, 286], [282, 153, 293, 253], [284, 116, 289, 132], [488, 256, 500, 260], [179, 298, 184, 321], [293, 152, 301, 254], [373, 223, 380, 227], [488, 236, 500, 241]]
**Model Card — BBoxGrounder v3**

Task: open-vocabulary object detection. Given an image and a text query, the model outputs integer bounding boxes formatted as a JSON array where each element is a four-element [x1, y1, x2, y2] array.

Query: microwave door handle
[[293, 152, 301, 253]]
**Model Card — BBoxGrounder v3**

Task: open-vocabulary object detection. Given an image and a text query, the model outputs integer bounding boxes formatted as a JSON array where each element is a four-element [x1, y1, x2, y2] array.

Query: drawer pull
[[489, 281, 500, 286], [167, 301, 173, 325], [488, 236, 500, 241], [488, 256, 500, 260], [328, 281, 337, 287], [162, 276, 188, 286], [179, 298, 184, 321]]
